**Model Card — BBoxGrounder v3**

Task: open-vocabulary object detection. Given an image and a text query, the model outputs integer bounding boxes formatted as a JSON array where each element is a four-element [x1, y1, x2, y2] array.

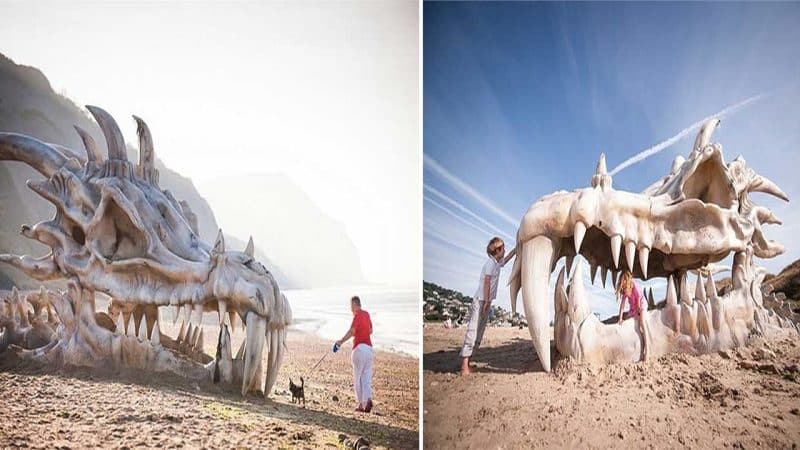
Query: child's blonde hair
[[486, 237, 504, 257], [615, 270, 634, 298]]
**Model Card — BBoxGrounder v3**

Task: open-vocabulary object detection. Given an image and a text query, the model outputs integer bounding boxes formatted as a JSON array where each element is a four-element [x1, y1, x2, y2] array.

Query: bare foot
[[460, 359, 471, 375]]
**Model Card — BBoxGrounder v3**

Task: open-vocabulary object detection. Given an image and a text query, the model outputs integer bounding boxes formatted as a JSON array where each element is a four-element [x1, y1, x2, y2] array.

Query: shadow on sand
[[423, 337, 551, 374]]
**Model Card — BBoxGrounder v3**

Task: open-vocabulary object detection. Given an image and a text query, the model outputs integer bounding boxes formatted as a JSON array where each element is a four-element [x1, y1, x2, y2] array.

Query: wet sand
[[424, 326, 800, 449], [0, 326, 418, 449]]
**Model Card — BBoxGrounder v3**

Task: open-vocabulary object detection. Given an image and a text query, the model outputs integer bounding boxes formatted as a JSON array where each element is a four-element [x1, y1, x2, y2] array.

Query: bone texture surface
[[509, 119, 797, 371], [0, 106, 291, 396]]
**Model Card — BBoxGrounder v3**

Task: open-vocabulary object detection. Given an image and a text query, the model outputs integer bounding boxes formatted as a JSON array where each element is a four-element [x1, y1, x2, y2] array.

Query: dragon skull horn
[[692, 118, 721, 153], [86, 105, 127, 161], [133, 115, 154, 166], [746, 174, 789, 202], [0, 132, 72, 177], [73, 125, 104, 163]]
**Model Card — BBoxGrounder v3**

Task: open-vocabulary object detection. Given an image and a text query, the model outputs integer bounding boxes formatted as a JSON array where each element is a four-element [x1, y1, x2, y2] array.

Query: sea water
[[286, 285, 419, 357]]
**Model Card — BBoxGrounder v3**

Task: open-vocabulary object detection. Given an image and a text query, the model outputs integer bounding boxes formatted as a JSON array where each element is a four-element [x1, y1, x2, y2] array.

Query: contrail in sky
[[609, 92, 769, 176], [424, 226, 487, 260], [424, 154, 519, 227], [424, 184, 516, 241], [424, 195, 498, 238]]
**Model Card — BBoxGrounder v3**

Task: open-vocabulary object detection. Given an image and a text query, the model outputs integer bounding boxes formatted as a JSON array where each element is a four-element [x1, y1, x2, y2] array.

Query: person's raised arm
[[336, 327, 355, 347], [502, 247, 517, 266]]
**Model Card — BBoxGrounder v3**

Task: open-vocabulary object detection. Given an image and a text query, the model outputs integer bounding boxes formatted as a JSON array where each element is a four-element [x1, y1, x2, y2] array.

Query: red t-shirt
[[351, 310, 372, 348]]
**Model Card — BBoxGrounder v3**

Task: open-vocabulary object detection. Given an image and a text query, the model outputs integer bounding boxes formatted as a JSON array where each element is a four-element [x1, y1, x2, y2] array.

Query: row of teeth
[[170, 303, 243, 330], [112, 303, 245, 355], [572, 221, 652, 278]]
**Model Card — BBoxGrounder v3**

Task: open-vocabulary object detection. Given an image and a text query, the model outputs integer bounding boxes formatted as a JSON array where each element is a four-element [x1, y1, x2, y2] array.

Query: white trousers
[[351, 344, 374, 406]]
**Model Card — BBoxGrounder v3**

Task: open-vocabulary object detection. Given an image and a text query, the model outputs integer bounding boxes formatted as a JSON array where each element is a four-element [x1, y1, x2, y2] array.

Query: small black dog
[[289, 377, 306, 406]]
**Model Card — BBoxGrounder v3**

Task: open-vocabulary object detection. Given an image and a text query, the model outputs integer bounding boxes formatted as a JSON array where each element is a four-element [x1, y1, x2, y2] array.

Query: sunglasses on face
[[492, 245, 504, 254]]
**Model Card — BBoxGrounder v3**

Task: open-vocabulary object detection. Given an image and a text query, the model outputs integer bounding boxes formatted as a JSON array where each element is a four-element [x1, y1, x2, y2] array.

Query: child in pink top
[[616, 270, 650, 361]]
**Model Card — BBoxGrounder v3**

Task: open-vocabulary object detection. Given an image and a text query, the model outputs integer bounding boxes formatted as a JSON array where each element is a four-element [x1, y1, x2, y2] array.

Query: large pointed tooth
[[150, 321, 161, 346], [215, 325, 233, 384], [138, 317, 148, 340], [680, 272, 692, 305], [590, 264, 598, 285], [218, 301, 227, 325], [229, 311, 238, 332], [184, 323, 194, 349], [565, 255, 574, 276], [573, 222, 587, 254], [264, 328, 286, 398], [567, 261, 589, 322], [510, 273, 521, 316], [194, 329, 204, 353], [624, 241, 636, 273], [696, 301, 711, 339], [680, 301, 698, 339], [126, 315, 136, 336], [554, 267, 567, 314], [182, 303, 191, 323], [189, 325, 200, 352], [172, 304, 181, 324], [667, 275, 678, 307], [647, 287, 655, 309], [695, 275, 706, 303], [193, 303, 203, 326], [114, 314, 125, 335], [705, 276, 718, 299], [601, 267, 608, 288], [235, 338, 246, 361], [610, 235, 622, 268], [177, 320, 186, 344], [666, 275, 680, 332], [520, 236, 556, 372], [242, 312, 267, 395], [509, 251, 522, 315], [611, 270, 618, 291], [638, 247, 650, 279]]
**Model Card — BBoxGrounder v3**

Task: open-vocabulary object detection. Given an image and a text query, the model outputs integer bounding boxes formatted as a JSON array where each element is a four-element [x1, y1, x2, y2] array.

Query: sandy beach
[[0, 322, 418, 449], [423, 325, 800, 449]]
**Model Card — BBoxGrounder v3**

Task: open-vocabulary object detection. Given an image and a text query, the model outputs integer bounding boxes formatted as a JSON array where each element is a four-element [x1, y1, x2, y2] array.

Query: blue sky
[[423, 2, 800, 318]]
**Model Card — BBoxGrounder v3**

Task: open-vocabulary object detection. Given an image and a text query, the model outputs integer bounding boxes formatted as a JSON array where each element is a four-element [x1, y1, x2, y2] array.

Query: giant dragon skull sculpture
[[0, 106, 291, 396], [509, 119, 798, 371]]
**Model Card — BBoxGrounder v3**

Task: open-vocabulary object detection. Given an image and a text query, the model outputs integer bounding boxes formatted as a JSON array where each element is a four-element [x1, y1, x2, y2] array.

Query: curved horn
[[0, 132, 70, 177], [692, 118, 720, 153], [86, 105, 127, 161], [133, 115, 154, 168], [73, 125, 104, 162], [747, 174, 789, 202]]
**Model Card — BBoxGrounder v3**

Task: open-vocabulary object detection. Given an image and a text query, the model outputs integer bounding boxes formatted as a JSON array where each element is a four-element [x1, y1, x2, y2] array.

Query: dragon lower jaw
[[516, 234, 799, 372], [1, 282, 289, 398]]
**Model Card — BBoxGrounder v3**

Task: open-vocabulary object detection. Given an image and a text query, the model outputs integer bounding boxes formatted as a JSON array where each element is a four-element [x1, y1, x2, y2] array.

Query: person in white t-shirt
[[460, 236, 516, 375]]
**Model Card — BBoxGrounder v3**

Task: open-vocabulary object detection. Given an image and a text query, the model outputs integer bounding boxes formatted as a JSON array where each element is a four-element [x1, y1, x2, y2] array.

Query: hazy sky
[[0, 1, 419, 287], [424, 3, 800, 317]]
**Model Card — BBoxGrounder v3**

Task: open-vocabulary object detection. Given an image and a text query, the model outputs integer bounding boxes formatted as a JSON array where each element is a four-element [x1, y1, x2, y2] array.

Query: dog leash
[[305, 352, 329, 377], [302, 342, 339, 379]]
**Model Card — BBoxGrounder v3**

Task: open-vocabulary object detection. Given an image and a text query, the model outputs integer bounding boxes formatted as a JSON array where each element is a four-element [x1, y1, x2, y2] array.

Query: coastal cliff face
[[0, 53, 295, 289]]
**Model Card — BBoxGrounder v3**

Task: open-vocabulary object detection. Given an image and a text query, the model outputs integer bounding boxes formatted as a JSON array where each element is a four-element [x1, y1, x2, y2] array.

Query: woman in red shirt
[[336, 295, 373, 412]]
